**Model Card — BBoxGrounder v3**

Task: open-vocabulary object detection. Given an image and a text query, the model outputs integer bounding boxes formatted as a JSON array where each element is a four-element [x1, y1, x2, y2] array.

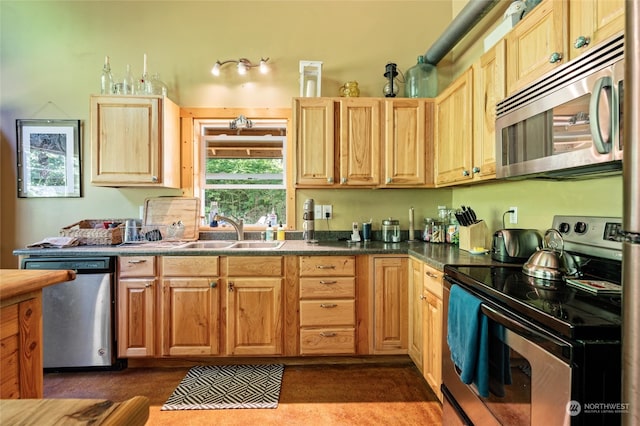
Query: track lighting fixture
[[211, 57, 270, 76]]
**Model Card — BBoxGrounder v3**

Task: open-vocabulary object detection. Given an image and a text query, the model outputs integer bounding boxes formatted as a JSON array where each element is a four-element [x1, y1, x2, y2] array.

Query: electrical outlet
[[509, 206, 518, 224], [323, 204, 333, 219], [314, 205, 323, 219]]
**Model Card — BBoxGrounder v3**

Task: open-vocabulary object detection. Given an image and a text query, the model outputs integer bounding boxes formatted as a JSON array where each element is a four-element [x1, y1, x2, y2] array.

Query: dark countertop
[[13, 239, 497, 271]]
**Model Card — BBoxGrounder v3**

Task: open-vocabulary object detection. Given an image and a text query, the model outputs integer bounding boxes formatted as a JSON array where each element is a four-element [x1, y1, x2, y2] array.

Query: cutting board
[[143, 197, 200, 241]]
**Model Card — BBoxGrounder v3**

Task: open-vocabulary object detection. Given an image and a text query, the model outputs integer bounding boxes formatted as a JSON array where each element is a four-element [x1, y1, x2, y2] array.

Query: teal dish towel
[[447, 284, 489, 397]]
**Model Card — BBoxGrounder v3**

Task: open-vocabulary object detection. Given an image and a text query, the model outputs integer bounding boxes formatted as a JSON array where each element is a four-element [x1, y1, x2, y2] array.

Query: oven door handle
[[480, 303, 571, 362]]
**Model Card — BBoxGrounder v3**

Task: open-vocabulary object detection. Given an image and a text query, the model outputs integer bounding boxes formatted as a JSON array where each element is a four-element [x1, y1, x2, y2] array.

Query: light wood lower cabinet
[[408, 258, 424, 372], [422, 263, 443, 402], [160, 256, 219, 356], [298, 256, 356, 355], [1, 295, 42, 398], [117, 256, 156, 358], [224, 257, 283, 356], [372, 256, 408, 353]]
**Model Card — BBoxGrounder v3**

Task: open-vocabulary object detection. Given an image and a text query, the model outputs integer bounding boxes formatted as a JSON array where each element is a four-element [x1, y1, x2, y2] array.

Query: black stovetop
[[444, 264, 622, 341]]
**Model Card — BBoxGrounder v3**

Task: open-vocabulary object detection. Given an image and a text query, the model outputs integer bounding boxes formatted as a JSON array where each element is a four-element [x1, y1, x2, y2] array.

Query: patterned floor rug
[[161, 364, 284, 410]]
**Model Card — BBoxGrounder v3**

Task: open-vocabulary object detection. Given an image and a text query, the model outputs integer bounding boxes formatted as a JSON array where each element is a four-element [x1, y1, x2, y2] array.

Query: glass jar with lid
[[423, 218, 434, 242], [382, 218, 400, 242]]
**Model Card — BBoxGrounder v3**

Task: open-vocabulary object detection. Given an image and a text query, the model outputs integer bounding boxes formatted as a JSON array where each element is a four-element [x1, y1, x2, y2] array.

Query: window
[[199, 118, 287, 228]]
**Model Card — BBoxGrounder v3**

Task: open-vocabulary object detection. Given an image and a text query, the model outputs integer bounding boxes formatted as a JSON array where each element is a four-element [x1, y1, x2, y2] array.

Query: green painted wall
[[0, 1, 624, 267]]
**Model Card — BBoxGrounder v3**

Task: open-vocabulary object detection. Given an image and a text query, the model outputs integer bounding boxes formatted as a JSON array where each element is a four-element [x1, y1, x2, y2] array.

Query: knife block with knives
[[459, 220, 488, 252]]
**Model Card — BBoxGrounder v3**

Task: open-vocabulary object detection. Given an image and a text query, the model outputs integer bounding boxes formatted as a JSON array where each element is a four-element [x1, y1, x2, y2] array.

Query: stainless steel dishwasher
[[21, 256, 123, 370]]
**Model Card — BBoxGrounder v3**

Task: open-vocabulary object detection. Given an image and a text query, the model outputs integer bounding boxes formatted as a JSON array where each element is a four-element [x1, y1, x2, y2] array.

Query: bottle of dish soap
[[277, 223, 285, 241], [265, 221, 274, 241]]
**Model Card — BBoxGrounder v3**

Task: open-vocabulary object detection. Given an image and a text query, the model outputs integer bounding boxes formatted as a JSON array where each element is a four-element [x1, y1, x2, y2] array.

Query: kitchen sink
[[179, 241, 235, 249], [229, 241, 284, 249], [178, 240, 284, 250]]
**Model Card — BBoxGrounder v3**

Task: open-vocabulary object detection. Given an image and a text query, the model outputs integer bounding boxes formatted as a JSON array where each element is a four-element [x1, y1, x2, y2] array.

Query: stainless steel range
[[442, 216, 623, 426]]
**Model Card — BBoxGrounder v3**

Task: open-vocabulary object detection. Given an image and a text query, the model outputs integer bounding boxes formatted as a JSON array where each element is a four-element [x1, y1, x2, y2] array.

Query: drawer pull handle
[[320, 303, 337, 308], [425, 272, 440, 279], [319, 280, 337, 285], [316, 265, 336, 269], [128, 259, 147, 264], [320, 332, 337, 337]]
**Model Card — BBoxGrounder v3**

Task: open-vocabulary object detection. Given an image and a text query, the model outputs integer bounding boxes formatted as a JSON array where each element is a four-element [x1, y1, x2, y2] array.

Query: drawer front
[[299, 256, 355, 277], [119, 256, 156, 277], [299, 299, 355, 327], [162, 256, 219, 276], [299, 277, 355, 299], [226, 256, 283, 276], [423, 266, 443, 299], [300, 328, 356, 355]]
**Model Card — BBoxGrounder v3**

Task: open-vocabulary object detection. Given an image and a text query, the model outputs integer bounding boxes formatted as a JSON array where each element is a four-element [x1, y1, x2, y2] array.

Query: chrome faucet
[[214, 215, 244, 240]]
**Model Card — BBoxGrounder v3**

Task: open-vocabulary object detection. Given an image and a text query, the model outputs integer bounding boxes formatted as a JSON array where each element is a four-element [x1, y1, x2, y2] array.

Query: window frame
[[185, 109, 295, 232]]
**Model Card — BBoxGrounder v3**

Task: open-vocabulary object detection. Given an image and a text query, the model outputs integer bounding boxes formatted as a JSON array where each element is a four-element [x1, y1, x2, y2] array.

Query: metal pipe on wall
[[423, 0, 501, 65]]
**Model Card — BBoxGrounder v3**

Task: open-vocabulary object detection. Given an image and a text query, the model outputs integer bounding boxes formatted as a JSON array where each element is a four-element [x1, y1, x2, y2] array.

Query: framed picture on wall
[[16, 119, 82, 198]]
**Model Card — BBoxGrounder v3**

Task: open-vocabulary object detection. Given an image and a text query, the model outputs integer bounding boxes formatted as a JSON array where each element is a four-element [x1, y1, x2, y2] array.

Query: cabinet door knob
[[144, 283, 152, 288], [341, 177, 347, 184], [210, 280, 218, 288], [386, 177, 392, 183], [574, 35, 590, 49], [228, 282, 234, 292], [472, 166, 480, 173], [462, 170, 470, 176], [549, 52, 563, 64], [327, 177, 334, 183], [419, 294, 426, 300], [151, 176, 158, 182]]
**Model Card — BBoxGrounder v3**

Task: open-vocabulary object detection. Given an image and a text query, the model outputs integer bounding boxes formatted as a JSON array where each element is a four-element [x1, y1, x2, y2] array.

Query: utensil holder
[[459, 221, 488, 252]]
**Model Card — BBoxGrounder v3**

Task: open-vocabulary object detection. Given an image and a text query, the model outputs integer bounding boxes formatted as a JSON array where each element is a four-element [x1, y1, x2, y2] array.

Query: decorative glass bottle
[[404, 55, 437, 98], [100, 55, 114, 94], [123, 64, 134, 95]]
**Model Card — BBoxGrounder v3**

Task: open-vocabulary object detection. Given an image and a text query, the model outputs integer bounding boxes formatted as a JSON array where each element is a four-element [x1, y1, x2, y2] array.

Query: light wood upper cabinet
[[435, 67, 474, 186], [294, 97, 434, 188], [372, 256, 408, 354], [293, 98, 336, 186], [506, 0, 568, 95], [90, 95, 180, 188], [569, 0, 624, 59], [472, 40, 506, 182], [383, 99, 434, 187], [339, 98, 382, 186]]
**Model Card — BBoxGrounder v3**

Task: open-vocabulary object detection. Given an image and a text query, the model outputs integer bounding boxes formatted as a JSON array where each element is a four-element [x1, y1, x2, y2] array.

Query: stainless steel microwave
[[496, 33, 624, 179]]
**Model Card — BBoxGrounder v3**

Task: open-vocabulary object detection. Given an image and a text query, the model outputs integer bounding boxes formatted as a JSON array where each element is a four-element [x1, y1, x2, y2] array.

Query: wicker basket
[[60, 220, 124, 245]]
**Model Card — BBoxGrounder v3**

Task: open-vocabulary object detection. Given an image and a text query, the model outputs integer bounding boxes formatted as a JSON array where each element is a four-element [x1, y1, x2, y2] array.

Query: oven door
[[442, 277, 573, 426]]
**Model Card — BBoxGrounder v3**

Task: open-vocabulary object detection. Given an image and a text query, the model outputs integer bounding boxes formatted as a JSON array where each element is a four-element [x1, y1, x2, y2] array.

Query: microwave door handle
[[589, 75, 613, 154]]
